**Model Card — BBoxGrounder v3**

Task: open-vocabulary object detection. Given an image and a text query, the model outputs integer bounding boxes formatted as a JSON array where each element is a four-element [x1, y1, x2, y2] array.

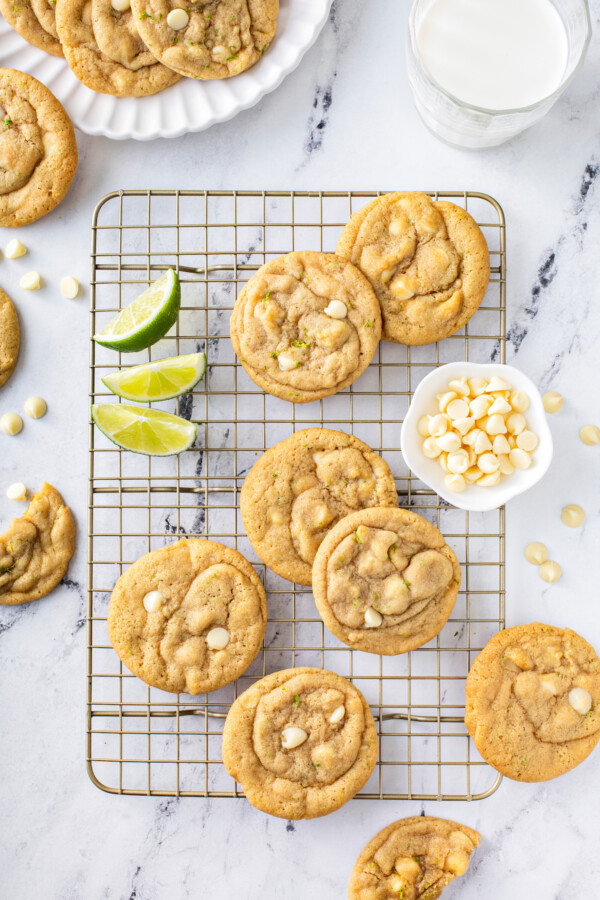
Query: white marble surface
[[2, 2, 600, 897]]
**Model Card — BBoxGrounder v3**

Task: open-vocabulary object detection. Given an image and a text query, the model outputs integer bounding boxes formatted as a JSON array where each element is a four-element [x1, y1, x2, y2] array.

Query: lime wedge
[[93, 269, 181, 352], [102, 352, 207, 402], [92, 404, 196, 456]]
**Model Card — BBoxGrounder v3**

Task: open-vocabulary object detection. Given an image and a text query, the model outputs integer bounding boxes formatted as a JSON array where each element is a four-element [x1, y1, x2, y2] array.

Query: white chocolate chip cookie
[[312, 507, 460, 655], [465, 623, 600, 781], [336, 192, 490, 346], [221, 667, 378, 819], [0, 287, 19, 389], [108, 538, 267, 694], [240, 428, 398, 586], [349, 816, 480, 900], [230, 251, 382, 403]]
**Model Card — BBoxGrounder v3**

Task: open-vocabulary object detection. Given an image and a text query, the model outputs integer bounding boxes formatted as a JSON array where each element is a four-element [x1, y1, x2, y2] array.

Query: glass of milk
[[407, 0, 591, 149]]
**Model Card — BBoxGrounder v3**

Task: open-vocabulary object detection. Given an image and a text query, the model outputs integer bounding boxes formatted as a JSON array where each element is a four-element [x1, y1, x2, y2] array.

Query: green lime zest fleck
[[271, 473, 278, 478], [139, 11, 155, 19], [0, 562, 16, 575], [4, 117, 12, 127], [7, 541, 14, 553], [270, 351, 279, 358], [294, 694, 300, 708], [364, 320, 373, 328], [353, 531, 362, 545]]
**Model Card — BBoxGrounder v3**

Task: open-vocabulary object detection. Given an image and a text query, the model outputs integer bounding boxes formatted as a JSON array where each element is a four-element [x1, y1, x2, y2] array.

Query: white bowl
[[401, 362, 553, 511]]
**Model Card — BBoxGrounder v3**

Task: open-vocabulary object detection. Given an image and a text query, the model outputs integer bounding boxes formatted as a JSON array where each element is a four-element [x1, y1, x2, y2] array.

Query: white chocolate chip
[[24, 396, 47, 419], [462, 428, 479, 448], [525, 542, 548, 565], [391, 277, 414, 300], [509, 448, 531, 470], [580, 424, 600, 446], [422, 436, 441, 459], [468, 376, 487, 396], [561, 504, 585, 528], [446, 398, 470, 420], [516, 429, 538, 452], [507, 413, 526, 435], [281, 726, 308, 750], [474, 431, 493, 455], [569, 687, 592, 715], [542, 391, 563, 414], [485, 414, 508, 435], [428, 414, 448, 437], [477, 471, 501, 487], [111, 0, 130, 9], [20, 271, 41, 290], [5, 238, 26, 259], [437, 452, 449, 473], [329, 705, 345, 724], [484, 376, 508, 392], [0, 413, 23, 435], [447, 450, 469, 474], [437, 391, 457, 413], [166, 8, 189, 29], [143, 590, 163, 613], [488, 396, 512, 416], [492, 434, 511, 456], [539, 560, 561, 583], [278, 353, 296, 372], [469, 395, 491, 419], [323, 300, 347, 319], [464, 466, 482, 484], [364, 607, 383, 628], [206, 626, 230, 650], [60, 276, 80, 300], [510, 390, 531, 413], [6, 482, 27, 501], [436, 431, 461, 453], [447, 377, 470, 397], [444, 473, 466, 492], [417, 415, 431, 437], [388, 220, 404, 236], [498, 454, 514, 475], [452, 416, 474, 436], [477, 452, 500, 474]]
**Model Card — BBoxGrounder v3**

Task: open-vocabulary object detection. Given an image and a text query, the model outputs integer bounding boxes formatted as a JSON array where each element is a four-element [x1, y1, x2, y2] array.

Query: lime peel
[[93, 269, 181, 353]]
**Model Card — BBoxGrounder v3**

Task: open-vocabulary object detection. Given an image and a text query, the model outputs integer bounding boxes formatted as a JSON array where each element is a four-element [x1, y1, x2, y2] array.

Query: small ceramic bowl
[[401, 361, 553, 511]]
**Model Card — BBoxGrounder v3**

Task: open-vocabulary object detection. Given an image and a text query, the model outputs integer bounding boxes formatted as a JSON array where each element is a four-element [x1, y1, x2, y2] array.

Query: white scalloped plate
[[0, 0, 332, 140]]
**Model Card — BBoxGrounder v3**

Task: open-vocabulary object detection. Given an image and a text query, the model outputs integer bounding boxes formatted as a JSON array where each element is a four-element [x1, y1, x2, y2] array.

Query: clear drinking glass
[[407, 0, 591, 149]]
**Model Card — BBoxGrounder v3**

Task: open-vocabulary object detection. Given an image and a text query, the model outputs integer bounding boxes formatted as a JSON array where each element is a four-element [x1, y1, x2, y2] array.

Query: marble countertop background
[[1, 2, 600, 898]]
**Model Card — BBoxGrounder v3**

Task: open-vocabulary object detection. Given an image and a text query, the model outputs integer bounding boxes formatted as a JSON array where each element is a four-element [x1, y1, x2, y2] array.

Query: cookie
[[230, 251, 382, 404], [55, 0, 180, 97], [336, 192, 490, 346], [131, 0, 278, 81], [0, 288, 20, 388], [0, 482, 76, 605], [348, 816, 480, 900], [0, 0, 63, 58], [107, 538, 267, 694], [465, 622, 600, 782], [0, 69, 78, 228], [222, 667, 378, 819], [241, 428, 398, 586], [312, 508, 460, 655]]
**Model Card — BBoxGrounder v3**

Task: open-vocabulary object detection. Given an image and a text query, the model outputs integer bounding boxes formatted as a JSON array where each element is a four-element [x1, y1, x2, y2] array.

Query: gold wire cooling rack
[[87, 189, 506, 800]]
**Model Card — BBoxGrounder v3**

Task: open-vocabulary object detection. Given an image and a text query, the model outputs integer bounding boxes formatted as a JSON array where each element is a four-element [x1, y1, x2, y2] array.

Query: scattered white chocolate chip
[[329, 705, 345, 724], [5, 238, 26, 259], [281, 726, 308, 750], [166, 8, 189, 29], [1, 413, 23, 435], [524, 542, 547, 565], [539, 560, 561, 583], [206, 626, 230, 650], [323, 300, 347, 319], [60, 276, 80, 300], [444, 473, 466, 492], [516, 430, 538, 452], [142, 590, 163, 613], [542, 391, 563, 414], [569, 687, 592, 715], [277, 353, 296, 372], [561, 504, 585, 528], [20, 271, 41, 290], [364, 607, 383, 628], [6, 482, 27, 501], [111, 0, 130, 9], [24, 396, 47, 419], [436, 431, 461, 453], [580, 424, 600, 446]]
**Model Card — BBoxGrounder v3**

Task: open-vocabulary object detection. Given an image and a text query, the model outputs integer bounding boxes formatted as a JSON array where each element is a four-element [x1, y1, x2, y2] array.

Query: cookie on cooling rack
[[55, 0, 180, 97], [348, 815, 480, 900], [0, 0, 63, 57], [0, 483, 76, 606], [312, 507, 460, 655], [0, 288, 20, 388], [336, 192, 490, 346], [107, 538, 267, 694], [222, 666, 378, 819], [465, 622, 600, 782], [131, 0, 278, 81], [0, 69, 78, 228], [240, 428, 398, 586], [230, 251, 382, 404]]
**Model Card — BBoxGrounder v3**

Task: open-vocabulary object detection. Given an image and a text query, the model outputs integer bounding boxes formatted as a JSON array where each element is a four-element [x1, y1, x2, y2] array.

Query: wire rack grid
[[88, 189, 506, 801]]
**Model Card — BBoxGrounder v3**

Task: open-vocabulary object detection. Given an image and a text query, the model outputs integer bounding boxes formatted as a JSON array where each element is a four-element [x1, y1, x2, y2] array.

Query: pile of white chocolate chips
[[418, 375, 538, 492]]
